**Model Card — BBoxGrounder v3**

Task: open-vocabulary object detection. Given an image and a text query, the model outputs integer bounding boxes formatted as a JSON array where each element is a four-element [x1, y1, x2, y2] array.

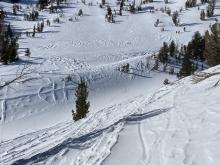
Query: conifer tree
[[178, 51, 192, 78], [172, 11, 178, 26], [102, 0, 106, 5], [206, 1, 215, 17], [153, 58, 159, 70], [169, 40, 176, 57], [72, 79, 90, 121], [200, 10, 205, 20], [204, 24, 220, 66], [6, 24, 13, 38], [191, 31, 205, 60], [25, 48, 31, 57], [158, 42, 169, 64], [32, 25, 36, 37], [38, 0, 49, 9]]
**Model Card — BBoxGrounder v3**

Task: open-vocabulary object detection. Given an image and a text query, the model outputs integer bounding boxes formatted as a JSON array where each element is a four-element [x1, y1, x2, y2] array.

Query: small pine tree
[[153, 58, 159, 70], [25, 48, 31, 57], [172, 11, 179, 26], [200, 10, 205, 20], [6, 24, 13, 38], [102, 0, 106, 5], [163, 78, 169, 85], [72, 79, 90, 121], [32, 25, 36, 37], [206, 2, 215, 17]]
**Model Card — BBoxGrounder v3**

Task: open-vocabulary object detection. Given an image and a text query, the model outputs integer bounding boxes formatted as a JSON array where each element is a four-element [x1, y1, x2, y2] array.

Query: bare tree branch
[[0, 64, 32, 89]]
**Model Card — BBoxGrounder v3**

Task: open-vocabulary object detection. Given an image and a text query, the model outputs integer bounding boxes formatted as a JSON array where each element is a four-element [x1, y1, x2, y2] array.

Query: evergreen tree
[[153, 58, 159, 70], [6, 24, 13, 38], [119, 0, 124, 15], [191, 31, 205, 60], [204, 24, 220, 66], [102, 0, 106, 5], [25, 48, 31, 57], [169, 40, 176, 57], [72, 79, 90, 121], [32, 25, 36, 37], [8, 37, 19, 62], [158, 42, 169, 64], [186, 41, 193, 59], [200, 10, 205, 20], [172, 11, 178, 26], [0, 11, 19, 65], [38, 0, 49, 9], [178, 51, 192, 78], [206, 1, 215, 17]]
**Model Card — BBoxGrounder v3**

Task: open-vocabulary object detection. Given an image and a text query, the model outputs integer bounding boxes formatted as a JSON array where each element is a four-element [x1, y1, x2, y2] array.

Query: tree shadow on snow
[[180, 22, 202, 27], [42, 30, 60, 34]]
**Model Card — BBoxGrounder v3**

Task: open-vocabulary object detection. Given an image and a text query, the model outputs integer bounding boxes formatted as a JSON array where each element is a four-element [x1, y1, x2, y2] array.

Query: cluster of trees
[[38, 0, 49, 9], [105, 6, 114, 23], [12, 4, 21, 15], [103, 0, 156, 23], [158, 41, 179, 65], [36, 21, 45, 32], [0, 10, 19, 65], [185, 0, 197, 8], [38, 0, 67, 9], [180, 23, 220, 71], [180, 31, 205, 63], [206, 0, 215, 17], [24, 9, 39, 21], [200, 0, 216, 20], [183, 0, 216, 20], [158, 23, 220, 78], [172, 11, 179, 26], [204, 23, 220, 66]]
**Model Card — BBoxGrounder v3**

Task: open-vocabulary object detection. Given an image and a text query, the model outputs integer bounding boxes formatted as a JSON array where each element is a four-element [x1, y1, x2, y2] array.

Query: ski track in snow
[[0, 91, 173, 165], [138, 112, 148, 165], [1, 65, 220, 165], [0, 86, 8, 123]]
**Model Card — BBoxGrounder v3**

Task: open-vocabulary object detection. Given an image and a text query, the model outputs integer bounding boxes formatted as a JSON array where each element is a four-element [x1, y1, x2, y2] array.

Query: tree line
[[158, 23, 220, 78]]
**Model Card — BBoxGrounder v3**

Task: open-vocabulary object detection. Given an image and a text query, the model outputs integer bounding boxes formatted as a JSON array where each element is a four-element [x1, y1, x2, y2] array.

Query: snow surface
[[0, 0, 220, 164]]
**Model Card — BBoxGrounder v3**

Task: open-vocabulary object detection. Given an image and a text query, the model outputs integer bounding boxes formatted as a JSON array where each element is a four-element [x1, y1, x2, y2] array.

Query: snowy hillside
[[0, 0, 220, 164], [1, 64, 220, 165]]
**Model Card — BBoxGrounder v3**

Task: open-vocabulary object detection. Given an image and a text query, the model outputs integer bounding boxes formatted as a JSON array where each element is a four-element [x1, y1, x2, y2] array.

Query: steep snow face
[[104, 67, 220, 165], [1, 65, 220, 165]]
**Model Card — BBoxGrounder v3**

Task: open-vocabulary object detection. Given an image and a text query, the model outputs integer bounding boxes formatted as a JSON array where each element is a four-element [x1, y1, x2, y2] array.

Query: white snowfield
[[1, 66, 220, 165], [0, 0, 220, 164]]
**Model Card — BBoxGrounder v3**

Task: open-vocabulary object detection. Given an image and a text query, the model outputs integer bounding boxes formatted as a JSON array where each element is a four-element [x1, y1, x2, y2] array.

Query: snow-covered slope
[[0, 0, 220, 164], [104, 67, 220, 165], [1, 65, 220, 165]]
